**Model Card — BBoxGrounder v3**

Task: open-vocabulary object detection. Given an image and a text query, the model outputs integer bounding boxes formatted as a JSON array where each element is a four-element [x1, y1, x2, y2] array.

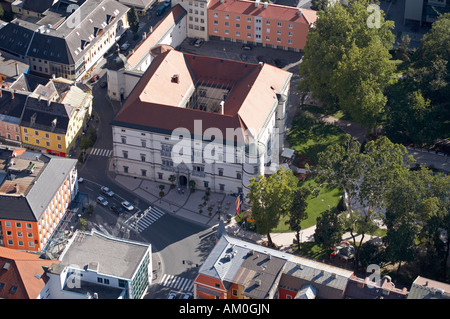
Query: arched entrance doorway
[[179, 175, 188, 187]]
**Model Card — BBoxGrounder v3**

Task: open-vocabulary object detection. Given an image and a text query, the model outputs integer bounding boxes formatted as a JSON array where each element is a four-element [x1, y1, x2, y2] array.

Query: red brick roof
[[0, 247, 58, 299], [208, 0, 318, 25], [112, 49, 291, 141], [127, 5, 186, 68]]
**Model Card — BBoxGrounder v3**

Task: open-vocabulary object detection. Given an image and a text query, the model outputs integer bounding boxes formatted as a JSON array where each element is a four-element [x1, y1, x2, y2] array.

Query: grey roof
[[0, 148, 77, 221], [0, 0, 130, 66], [27, 0, 130, 65], [407, 276, 450, 299], [117, 0, 155, 9], [280, 260, 352, 299], [0, 89, 29, 122], [22, 0, 57, 14], [10, 73, 50, 93], [0, 19, 36, 58], [60, 230, 151, 280], [20, 96, 75, 134], [26, 156, 77, 220], [197, 235, 290, 299]]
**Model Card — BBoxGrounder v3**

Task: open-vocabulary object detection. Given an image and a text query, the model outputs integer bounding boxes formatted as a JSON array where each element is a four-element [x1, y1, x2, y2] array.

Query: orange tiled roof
[[112, 48, 291, 141], [0, 247, 58, 299], [126, 4, 187, 68], [208, 0, 318, 25]]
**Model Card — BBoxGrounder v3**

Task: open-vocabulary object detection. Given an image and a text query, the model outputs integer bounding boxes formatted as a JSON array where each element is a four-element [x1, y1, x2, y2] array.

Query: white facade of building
[[106, 5, 187, 101], [111, 87, 289, 199]]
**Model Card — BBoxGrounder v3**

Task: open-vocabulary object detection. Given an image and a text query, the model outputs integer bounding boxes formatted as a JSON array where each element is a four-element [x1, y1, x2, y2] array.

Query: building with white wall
[[110, 47, 291, 201], [41, 230, 152, 299], [106, 4, 187, 101], [0, 0, 130, 81]]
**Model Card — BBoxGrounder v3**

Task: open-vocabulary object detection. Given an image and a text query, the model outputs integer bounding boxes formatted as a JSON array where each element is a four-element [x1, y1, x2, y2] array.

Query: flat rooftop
[[60, 230, 151, 280]]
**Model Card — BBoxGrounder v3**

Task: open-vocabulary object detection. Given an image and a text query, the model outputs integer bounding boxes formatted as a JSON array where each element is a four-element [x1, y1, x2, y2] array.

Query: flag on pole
[[235, 193, 242, 218]]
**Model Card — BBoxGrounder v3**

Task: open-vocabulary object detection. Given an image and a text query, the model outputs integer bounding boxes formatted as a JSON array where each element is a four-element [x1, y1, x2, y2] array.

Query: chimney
[[255, 0, 260, 7], [171, 74, 180, 83], [264, 1, 268, 8], [298, 8, 303, 17], [220, 101, 224, 114], [15, 62, 19, 76]]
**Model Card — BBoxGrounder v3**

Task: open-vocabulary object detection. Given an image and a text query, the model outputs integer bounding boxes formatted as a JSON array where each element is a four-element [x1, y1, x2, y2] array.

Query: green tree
[[333, 41, 397, 132], [247, 167, 299, 247], [316, 135, 412, 271], [315, 134, 366, 218], [384, 168, 450, 279], [128, 6, 140, 34], [286, 187, 310, 251], [311, 0, 329, 11], [314, 208, 344, 254], [299, 0, 395, 116]]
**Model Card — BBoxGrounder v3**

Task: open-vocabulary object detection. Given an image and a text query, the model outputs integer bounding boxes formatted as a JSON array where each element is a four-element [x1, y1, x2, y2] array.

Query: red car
[[90, 74, 100, 83]]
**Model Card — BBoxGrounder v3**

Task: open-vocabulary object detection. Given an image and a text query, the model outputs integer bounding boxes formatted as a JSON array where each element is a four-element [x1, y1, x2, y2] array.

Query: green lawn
[[273, 178, 343, 233], [287, 111, 348, 164]]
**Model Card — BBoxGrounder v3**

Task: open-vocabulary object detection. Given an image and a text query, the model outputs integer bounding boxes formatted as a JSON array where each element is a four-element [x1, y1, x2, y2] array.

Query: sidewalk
[[107, 160, 379, 252], [106, 159, 304, 249]]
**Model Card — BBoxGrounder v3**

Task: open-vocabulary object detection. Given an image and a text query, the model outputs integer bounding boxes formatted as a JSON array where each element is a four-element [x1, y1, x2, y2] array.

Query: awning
[[281, 148, 295, 159]]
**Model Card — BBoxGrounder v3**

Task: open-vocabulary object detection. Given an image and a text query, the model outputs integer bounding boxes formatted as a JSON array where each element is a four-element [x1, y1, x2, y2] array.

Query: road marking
[[160, 274, 194, 292], [130, 206, 165, 232], [90, 148, 112, 157]]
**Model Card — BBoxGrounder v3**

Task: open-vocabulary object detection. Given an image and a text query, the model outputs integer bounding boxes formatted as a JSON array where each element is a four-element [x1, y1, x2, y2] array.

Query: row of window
[[23, 136, 63, 149], [4, 230, 33, 238], [23, 128, 62, 140], [213, 29, 293, 44], [214, 21, 294, 36], [3, 222, 33, 229], [5, 240, 36, 247], [212, 12, 294, 29]]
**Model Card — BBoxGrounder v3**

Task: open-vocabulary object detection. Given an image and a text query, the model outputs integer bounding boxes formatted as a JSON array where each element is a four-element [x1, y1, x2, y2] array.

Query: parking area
[[178, 37, 304, 71]]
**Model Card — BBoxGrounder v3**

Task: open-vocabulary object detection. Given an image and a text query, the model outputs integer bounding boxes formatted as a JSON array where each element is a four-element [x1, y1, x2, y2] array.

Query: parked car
[[182, 292, 192, 299], [168, 292, 177, 299], [101, 186, 114, 197], [156, 4, 166, 16], [110, 205, 126, 215], [194, 39, 204, 47], [242, 44, 252, 51], [96, 196, 108, 207], [121, 201, 134, 211], [90, 74, 100, 83], [189, 38, 197, 46], [120, 42, 130, 51]]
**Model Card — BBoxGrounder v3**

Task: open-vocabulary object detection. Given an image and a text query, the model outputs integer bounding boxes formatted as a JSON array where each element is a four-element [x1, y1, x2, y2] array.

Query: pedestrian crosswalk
[[160, 274, 194, 292], [130, 206, 165, 233], [90, 148, 112, 157]]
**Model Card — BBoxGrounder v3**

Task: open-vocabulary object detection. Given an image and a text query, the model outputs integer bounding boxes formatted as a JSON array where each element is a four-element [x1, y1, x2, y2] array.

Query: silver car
[[101, 186, 115, 197], [96, 196, 108, 207], [121, 201, 134, 211]]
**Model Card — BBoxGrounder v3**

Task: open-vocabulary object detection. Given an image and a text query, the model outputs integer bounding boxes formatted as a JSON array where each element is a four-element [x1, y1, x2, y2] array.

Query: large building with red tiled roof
[[110, 47, 291, 199], [207, 0, 317, 51], [170, 0, 317, 51], [0, 246, 58, 299]]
